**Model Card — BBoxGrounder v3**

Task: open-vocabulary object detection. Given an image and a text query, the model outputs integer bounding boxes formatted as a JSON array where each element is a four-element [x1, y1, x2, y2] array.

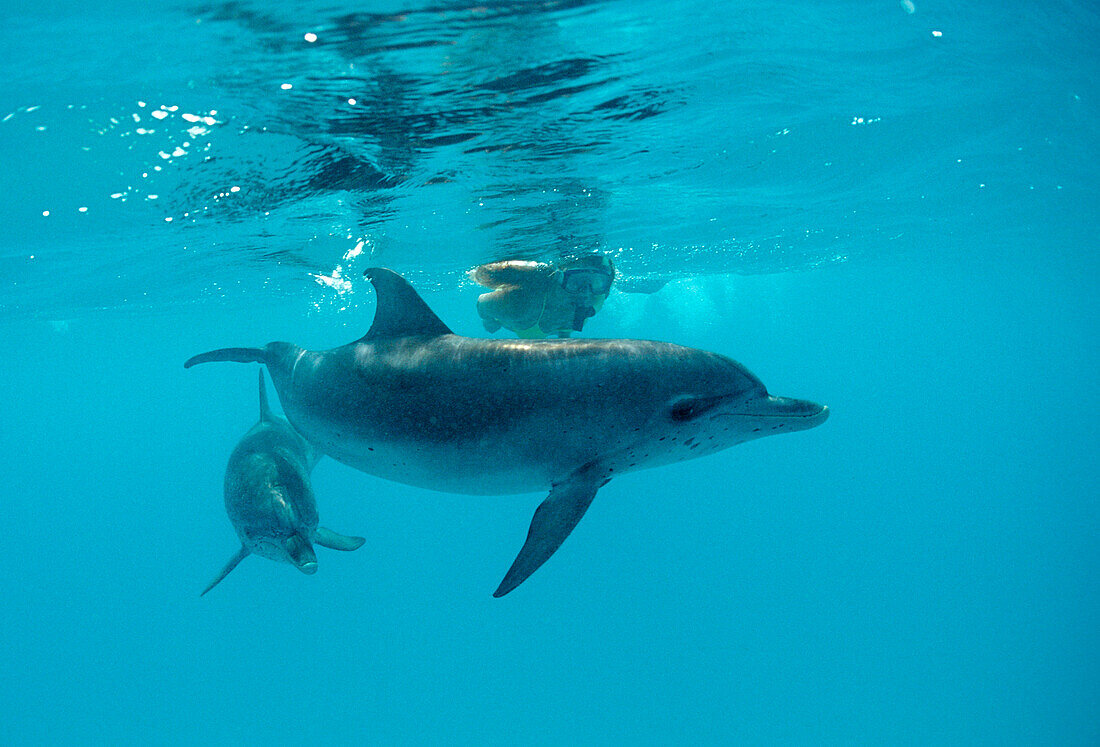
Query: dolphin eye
[[669, 398, 700, 422], [668, 395, 724, 423]]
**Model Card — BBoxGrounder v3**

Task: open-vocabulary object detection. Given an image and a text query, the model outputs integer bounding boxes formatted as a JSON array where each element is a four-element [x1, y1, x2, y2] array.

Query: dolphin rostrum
[[188, 268, 828, 596], [201, 370, 366, 595]]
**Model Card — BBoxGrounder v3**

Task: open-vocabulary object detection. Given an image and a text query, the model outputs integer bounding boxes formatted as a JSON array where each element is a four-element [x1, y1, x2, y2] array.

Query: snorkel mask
[[560, 266, 614, 295]]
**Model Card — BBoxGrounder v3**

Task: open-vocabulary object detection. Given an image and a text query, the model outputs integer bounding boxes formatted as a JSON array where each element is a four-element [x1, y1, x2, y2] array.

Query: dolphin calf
[[201, 371, 366, 596], [188, 268, 828, 596]]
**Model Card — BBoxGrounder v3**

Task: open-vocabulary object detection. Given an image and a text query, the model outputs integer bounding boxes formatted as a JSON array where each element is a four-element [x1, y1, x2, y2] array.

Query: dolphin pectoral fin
[[285, 535, 318, 574], [314, 527, 366, 551], [201, 545, 249, 596], [494, 465, 608, 598]]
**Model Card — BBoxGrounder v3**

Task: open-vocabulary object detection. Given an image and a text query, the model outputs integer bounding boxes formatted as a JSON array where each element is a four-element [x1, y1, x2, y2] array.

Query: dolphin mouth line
[[725, 401, 829, 422], [786, 404, 829, 419]]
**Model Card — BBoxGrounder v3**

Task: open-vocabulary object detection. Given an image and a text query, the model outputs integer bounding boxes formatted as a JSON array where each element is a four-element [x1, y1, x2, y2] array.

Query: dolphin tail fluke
[[201, 545, 250, 596], [493, 463, 608, 598], [314, 527, 366, 551], [184, 347, 269, 369]]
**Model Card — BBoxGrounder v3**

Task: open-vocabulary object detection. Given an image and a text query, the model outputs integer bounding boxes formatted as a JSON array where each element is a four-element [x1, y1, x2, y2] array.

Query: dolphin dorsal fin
[[361, 268, 452, 340], [257, 369, 273, 422]]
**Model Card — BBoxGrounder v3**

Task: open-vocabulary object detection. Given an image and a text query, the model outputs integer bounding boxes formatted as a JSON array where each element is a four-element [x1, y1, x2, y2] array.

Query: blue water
[[1, 0, 1097, 742]]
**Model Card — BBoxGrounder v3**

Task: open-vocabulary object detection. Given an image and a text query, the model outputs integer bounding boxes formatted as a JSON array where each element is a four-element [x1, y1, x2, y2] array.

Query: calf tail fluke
[[184, 346, 268, 369]]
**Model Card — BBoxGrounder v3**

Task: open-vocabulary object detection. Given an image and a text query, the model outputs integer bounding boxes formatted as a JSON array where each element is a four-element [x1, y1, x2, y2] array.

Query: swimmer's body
[[471, 255, 615, 338]]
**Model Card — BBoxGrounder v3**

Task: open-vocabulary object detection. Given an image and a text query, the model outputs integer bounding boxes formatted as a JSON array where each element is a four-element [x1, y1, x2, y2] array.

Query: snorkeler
[[470, 255, 615, 338]]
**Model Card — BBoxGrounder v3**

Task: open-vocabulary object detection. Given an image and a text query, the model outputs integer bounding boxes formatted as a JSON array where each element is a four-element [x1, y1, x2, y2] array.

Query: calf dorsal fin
[[257, 370, 273, 422]]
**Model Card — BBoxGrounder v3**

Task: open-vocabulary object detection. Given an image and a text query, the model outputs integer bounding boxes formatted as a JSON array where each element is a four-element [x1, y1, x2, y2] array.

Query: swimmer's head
[[557, 255, 614, 331], [559, 255, 615, 297]]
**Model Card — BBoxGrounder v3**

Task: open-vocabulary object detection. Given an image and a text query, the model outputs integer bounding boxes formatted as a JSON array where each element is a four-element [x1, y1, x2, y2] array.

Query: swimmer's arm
[[474, 292, 504, 331], [471, 261, 552, 288]]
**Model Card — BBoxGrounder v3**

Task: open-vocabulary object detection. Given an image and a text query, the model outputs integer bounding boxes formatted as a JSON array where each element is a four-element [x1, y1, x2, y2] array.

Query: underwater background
[[1, 0, 1097, 742]]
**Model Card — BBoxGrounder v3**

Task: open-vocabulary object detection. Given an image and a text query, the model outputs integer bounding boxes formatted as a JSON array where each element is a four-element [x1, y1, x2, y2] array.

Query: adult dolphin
[[187, 268, 828, 596]]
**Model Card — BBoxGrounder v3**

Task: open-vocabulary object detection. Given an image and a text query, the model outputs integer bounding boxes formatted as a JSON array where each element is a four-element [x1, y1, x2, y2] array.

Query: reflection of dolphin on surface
[[187, 268, 828, 596], [201, 371, 365, 596]]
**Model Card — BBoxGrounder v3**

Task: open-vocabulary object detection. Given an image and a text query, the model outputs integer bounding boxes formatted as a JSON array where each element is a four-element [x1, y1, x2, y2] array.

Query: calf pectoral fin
[[494, 464, 608, 598], [314, 527, 366, 551], [201, 545, 249, 596]]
